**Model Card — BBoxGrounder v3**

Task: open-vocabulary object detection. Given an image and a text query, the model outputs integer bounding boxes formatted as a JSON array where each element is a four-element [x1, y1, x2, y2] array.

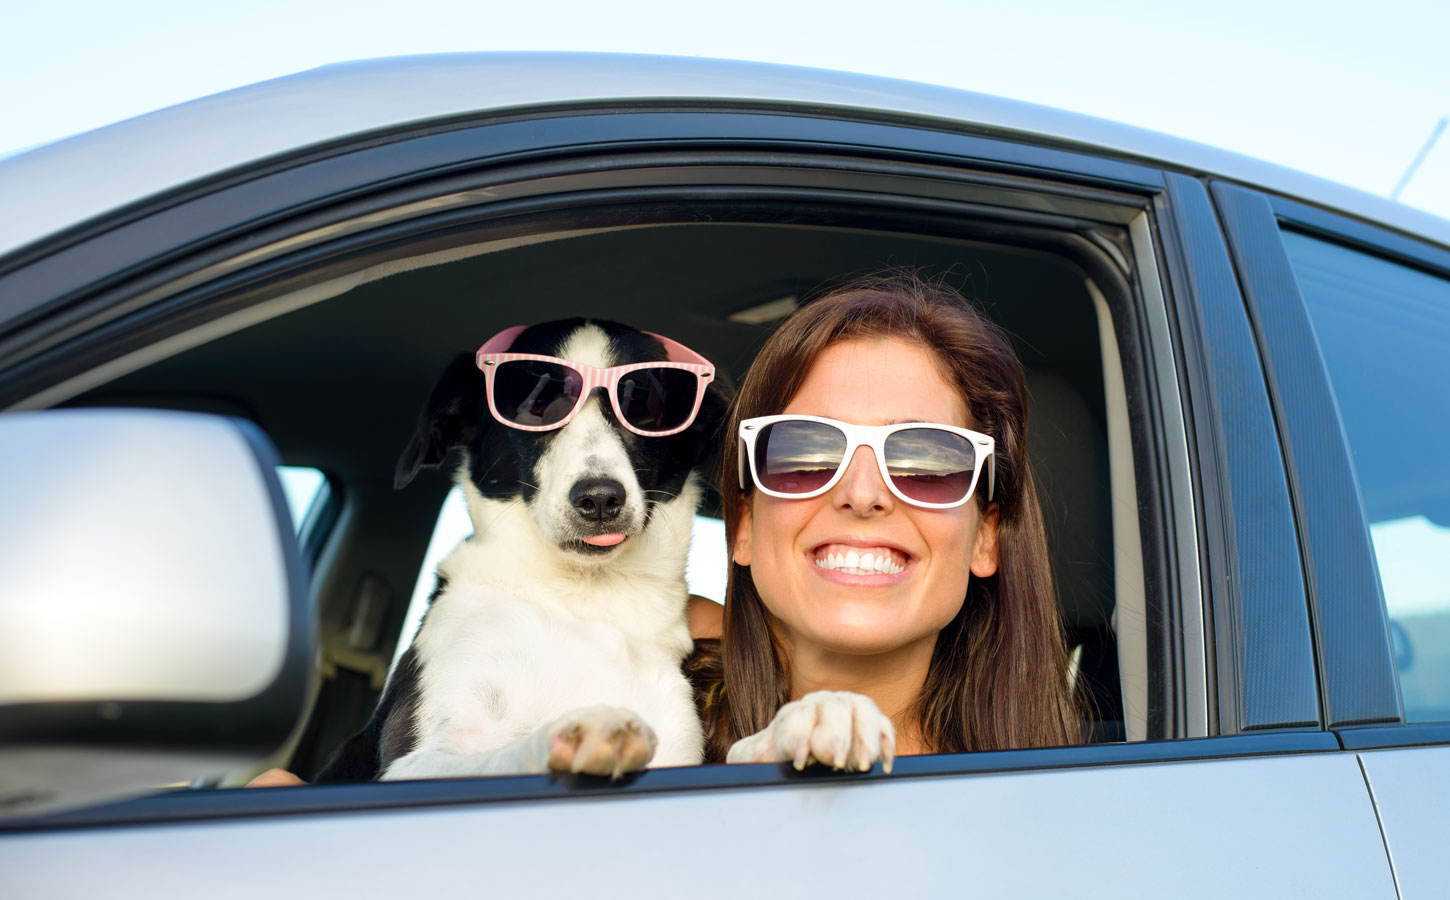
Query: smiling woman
[[694, 274, 1082, 766], [735, 342, 997, 661]]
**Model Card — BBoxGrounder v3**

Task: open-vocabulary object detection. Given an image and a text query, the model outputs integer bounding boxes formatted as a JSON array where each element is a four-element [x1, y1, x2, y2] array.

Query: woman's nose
[[833, 445, 895, 514]]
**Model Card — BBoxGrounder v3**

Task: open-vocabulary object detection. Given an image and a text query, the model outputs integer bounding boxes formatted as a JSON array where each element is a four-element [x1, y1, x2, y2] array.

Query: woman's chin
[[766, 590, 959, 659], [795, 617, 933, 658]]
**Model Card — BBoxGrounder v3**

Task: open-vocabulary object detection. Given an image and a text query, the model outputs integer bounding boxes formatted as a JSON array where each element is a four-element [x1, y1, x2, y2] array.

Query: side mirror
[[0, 409, 314, 817]]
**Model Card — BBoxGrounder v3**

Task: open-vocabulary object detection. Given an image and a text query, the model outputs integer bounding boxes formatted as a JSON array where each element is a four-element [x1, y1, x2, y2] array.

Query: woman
[[689, 272, 1082, 769]]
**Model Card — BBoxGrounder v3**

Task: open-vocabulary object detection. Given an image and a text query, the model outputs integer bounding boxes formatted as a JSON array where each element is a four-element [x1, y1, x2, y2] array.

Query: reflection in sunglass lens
[[757, 420, 848, 494], [617, 367, 698, 432], [883, 428, 976, 504], [492, 360, 582, 426]]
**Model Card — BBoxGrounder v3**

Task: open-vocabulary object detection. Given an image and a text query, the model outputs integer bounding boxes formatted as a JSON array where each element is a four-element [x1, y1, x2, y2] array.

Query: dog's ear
[[690, 374, 735, 469], [395, 353, 486, 489]]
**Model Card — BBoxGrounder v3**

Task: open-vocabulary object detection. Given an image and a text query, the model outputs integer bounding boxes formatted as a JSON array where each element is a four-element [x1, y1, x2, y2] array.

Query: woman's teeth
[[813, 548, 906, 576]]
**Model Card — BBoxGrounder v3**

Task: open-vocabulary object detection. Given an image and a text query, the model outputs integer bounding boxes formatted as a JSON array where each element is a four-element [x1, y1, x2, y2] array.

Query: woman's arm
[[687, 595, 723, 639], [247, 768, 306, 787]]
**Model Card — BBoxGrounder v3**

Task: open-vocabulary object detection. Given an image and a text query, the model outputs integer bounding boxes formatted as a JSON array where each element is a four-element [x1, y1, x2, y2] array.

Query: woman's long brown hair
[[690, 273, 1083, 761]]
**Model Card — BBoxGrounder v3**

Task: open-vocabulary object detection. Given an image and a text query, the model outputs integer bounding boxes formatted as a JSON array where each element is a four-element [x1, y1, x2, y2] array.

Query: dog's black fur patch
[[314, 647, 423, 783]]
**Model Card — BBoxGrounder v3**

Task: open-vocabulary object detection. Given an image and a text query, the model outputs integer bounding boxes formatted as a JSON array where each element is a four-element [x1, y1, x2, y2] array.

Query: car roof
[[3, 51, 1449, 259]]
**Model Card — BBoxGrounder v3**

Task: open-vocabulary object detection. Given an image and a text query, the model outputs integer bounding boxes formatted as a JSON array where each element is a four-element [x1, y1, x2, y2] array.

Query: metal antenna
[[1390, 115, 1448, 201]]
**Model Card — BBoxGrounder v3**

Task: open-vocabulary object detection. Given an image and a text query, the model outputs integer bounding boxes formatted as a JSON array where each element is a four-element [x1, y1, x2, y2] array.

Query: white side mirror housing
[[0, 409, 314, 817]]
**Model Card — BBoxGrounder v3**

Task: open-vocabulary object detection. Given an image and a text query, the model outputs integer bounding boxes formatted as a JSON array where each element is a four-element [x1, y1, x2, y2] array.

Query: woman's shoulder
[[687, 595, 723, 640]]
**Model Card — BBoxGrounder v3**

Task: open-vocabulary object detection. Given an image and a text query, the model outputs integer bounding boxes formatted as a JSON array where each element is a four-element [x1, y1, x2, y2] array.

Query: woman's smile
[[809, 537, 914, 588], [810, 541, 910, 577]]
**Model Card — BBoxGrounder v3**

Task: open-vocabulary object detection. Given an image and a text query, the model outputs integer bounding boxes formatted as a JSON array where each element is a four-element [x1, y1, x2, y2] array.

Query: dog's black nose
[[570, 478, 626, 522]]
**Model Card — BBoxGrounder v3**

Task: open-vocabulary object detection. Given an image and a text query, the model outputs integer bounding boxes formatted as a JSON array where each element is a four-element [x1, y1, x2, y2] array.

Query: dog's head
[[395, 319, 729, 562]]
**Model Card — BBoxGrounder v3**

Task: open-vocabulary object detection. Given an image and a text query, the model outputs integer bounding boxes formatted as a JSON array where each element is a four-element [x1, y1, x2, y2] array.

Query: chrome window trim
[[1131, 210, 1208, 738], [1088, 277, 1148, 742]]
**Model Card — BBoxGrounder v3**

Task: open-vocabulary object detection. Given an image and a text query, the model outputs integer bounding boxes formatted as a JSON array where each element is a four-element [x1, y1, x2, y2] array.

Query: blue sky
[[3, 0, 1448, 217]]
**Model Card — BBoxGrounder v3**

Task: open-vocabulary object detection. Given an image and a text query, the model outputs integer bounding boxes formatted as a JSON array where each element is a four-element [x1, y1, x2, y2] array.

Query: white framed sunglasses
[[475, 326, 715, 437], [738, 414, 995, 509]]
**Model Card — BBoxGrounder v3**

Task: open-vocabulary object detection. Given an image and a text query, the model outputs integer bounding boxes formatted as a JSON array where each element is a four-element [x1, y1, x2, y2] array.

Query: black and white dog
[[317, 319, 727, 782]]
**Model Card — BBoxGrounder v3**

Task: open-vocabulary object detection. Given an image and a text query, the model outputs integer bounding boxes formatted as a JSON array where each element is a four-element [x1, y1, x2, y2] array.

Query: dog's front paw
[[726, 690, 896, 773], [544, 706, 658, 779]]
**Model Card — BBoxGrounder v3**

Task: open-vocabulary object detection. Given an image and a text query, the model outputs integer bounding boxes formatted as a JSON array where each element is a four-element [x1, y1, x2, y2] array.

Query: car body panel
[[2, 52, 1448, 261], [0, 752, 1395, 899], [1360, 745, 1450, 898]]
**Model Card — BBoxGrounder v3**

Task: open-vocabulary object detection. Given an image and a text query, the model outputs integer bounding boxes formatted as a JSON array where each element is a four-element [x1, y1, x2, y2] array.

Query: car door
[[1216, 182, 1450, 897], [0, 57, 1407, 897]]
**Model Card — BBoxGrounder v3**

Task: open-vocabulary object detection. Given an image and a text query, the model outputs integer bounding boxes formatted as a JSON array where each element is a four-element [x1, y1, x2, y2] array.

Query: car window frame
[[0, 105, 1340, 827], [0, 107, 1158, 386]]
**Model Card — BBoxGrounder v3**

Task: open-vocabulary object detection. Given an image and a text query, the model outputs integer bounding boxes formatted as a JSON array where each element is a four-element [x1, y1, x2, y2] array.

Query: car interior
[[66, 214, 1141, 782]]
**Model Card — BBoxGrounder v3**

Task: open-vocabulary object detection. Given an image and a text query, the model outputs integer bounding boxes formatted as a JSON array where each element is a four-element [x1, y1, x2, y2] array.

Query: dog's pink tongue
[[583, 533, 627, 547]]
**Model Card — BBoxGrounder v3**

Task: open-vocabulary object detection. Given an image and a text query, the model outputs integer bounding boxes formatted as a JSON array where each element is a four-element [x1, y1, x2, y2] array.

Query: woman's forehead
[[783, 337, 970, 427]]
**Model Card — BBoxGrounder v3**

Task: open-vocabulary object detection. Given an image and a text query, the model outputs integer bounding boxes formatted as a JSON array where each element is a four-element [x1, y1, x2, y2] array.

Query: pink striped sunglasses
[[475, 326, 716, 436]]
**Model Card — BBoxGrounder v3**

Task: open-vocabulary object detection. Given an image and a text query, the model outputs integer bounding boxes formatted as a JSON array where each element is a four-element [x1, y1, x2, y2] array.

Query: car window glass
[[1283, 231, 1450, 722], [394, 487, 729, 671], [276, 465, 326, 534]]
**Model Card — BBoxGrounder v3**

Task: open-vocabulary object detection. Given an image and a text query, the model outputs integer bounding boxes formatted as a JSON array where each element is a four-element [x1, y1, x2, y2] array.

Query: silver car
[[1, 53, 1447, 898]]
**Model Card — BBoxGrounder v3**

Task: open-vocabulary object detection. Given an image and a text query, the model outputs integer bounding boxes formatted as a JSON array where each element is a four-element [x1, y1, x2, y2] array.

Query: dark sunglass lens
[[492, 360, 582, 426], [883, 428, 976, 504], [756, 420, 847, 494], [616, 367, 698, 432]]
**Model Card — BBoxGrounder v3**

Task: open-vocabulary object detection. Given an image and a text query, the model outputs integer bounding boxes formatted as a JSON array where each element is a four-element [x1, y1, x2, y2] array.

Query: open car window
[[141, 215, 1158, 782], [7, 111, 1204, 798]]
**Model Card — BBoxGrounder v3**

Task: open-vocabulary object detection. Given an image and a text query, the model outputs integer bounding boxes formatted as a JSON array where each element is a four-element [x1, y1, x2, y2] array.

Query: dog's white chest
[[405, 579, 702, 768]]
